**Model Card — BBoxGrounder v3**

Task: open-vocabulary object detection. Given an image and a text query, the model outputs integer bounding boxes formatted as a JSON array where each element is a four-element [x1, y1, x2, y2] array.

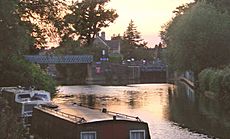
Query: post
[[85, 63, 93, 84]]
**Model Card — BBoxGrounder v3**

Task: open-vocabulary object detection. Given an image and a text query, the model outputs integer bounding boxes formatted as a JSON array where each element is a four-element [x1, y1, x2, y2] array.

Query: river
[[53, 83, 230, 139]]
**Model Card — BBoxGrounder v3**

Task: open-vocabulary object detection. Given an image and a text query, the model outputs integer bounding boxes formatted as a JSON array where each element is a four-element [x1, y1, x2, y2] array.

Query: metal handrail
[[39, 106, 86, 123], [73, 103, 143, 122], [106, 110, 142, 122]]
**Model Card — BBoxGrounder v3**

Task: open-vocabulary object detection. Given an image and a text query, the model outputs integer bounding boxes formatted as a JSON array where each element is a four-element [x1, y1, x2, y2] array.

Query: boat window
[[31, 93, 48, 101], [80, 131, 96, 139], [18, 94, 31, 99], [130, 130, 145, 139]]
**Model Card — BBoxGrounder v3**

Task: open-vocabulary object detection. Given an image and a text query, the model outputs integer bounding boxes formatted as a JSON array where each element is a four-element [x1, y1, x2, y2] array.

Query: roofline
[[96, 36, 109, 47]]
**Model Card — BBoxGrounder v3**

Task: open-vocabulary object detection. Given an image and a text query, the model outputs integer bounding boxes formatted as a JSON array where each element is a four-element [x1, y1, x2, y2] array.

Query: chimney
[[96, 33, 99, 37], [101, 32, 105, 40]]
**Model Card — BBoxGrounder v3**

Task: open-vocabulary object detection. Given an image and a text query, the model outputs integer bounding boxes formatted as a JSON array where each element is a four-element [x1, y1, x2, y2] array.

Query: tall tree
[[0, 0, 56, 94], [123, 20, 145, 47], [161, 1, 230, 82], [62, 0, 118, 46]]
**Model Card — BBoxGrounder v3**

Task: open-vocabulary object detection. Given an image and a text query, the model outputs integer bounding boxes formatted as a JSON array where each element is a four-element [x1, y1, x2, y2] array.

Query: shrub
[[198, 66, 230, 95], [198, 68, 214, 92], [209, 70, 224, 93], [222, 68, 230, 93], [109, 54, 123, 63], [0, 56, 56, 96]]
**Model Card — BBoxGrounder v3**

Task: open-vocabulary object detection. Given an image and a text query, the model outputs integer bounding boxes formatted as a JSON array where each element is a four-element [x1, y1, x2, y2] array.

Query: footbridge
[[24, 55, 93, 64]]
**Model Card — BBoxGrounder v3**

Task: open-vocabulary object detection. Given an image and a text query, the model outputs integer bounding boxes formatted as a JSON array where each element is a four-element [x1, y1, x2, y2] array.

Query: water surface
[[53, 84, 229, 139]]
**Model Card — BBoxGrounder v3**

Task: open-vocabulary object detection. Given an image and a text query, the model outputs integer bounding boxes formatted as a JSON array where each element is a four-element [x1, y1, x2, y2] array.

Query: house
[[93, 32, 121, 55]]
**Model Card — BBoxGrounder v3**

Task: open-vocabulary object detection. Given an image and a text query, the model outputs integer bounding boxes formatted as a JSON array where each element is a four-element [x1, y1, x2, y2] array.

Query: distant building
[[93, 32, 121, 55]]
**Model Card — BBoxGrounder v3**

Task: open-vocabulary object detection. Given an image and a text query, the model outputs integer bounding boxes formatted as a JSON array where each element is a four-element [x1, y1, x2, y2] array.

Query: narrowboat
[[31, 102, 151, 139]]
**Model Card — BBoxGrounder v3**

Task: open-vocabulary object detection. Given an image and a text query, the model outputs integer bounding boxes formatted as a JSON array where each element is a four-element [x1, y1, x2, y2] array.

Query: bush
[[209, 70, 224, 93], [222, 67, 230, 93], [198, 68, 214, 92], [109, 53, 123, 63], [0, 56, 56, 96], [198, 66, 230, 94]]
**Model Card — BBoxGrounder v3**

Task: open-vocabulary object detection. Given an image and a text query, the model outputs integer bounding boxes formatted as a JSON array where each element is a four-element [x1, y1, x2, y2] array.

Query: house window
[[81, 131, 96, 139], [130, 130, 145, 139]]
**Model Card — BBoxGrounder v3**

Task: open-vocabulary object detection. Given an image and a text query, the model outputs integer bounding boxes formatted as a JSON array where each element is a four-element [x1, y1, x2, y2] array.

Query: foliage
[[198, 66, 230, 94], [172, 2, 197, 16], [120, 39, 155, 60], [61, 0, 118, 45], [222, 67, 230, 93], [0, 0, 33, 55], [108, 54, 123, 63], [123, 20, 147, 47], [205, 0, 230, 13], [54, 43, 104, 84], [208, 70, 224, 93], [18, 0, 66, 49], [0, 56, 56, 94], [198, 66, 230, 109], [198, 68, 214, 92], [0, 0, 56, 95], [113, 32, 155, 61], [55, 42, 104, 60], [161, 1, 230, 78], [0, 97, 26, 139]]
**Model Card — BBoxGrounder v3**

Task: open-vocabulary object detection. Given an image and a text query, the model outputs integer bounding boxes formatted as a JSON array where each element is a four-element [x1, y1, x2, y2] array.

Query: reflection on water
[[169, 83, 230, 139], [54, 84, 229, 139]]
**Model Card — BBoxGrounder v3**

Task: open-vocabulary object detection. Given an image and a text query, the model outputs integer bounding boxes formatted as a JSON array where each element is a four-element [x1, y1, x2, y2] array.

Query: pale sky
[[103, 0, 194, 47]]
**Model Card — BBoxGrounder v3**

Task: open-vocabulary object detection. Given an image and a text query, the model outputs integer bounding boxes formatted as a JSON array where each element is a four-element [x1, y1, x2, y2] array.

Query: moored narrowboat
[[31, 103, 151, 139]]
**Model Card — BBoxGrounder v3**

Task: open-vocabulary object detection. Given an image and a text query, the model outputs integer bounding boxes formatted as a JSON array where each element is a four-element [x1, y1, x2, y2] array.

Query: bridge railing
[[24, 55, 93, 64]]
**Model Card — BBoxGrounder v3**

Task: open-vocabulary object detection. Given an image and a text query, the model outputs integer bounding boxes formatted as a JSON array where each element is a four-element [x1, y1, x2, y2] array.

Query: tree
[[61, 0, 118, 45], [0, 0, 56, 94], [205, 0, 230, 12], [123, 20, 146, 47], [18, 0, 66, 49], [0, 0, 32, 55], [161, 1, 230, 82], [173, 2, 197, 16], [54, 43, 104, 84]]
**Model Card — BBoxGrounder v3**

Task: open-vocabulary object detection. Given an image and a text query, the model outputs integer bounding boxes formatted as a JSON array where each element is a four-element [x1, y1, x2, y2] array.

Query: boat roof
[[1, 87, 49, 94], [36, 102, 143, 124], [1, 87, 51, 103]]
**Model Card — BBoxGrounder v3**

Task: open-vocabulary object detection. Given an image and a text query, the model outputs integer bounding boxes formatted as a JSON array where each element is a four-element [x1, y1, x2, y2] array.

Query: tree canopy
[[161, 1, 230, 77], [0, 0, 32, 55], [61, 0, 118, 46], [0, 0, 56, 94], [123, 20, 147, 47], [19, 0, 65, 49]]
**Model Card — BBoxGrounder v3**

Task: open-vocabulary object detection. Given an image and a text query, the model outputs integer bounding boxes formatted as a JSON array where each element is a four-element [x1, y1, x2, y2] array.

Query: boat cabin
[[31, 103, 151, 139], [1, 87, 51, 117]]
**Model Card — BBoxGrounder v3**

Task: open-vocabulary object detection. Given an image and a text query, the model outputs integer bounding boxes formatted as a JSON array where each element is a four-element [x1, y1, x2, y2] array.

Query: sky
[[103, 0, 194, 48]]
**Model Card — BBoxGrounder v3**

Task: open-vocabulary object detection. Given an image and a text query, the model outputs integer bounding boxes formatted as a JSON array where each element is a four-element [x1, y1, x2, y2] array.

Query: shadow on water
[[169, 82, 230, 139]]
